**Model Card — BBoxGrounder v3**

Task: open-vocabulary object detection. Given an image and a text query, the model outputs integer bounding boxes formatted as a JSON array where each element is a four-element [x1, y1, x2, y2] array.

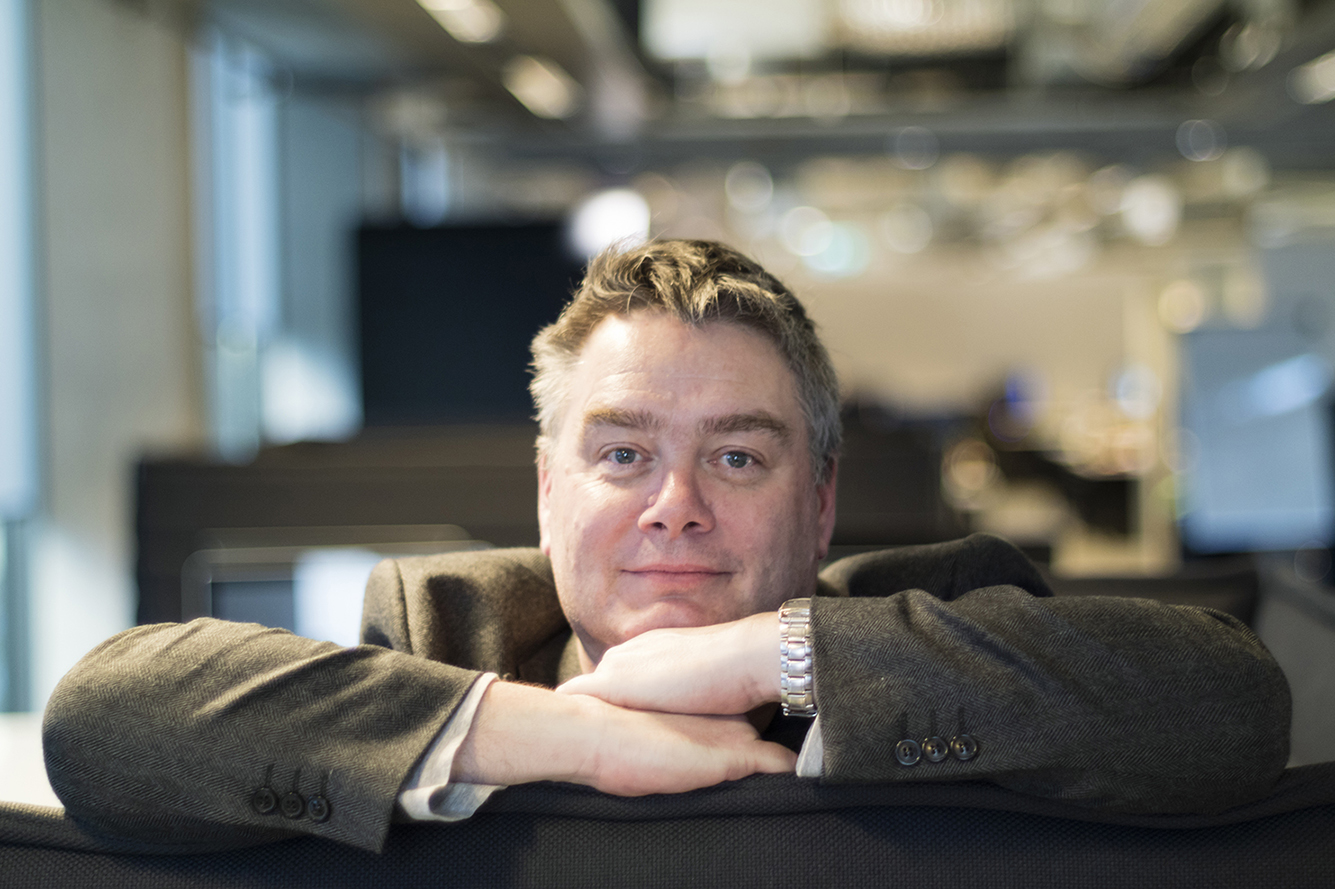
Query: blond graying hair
[[530, 239, 841, 483]]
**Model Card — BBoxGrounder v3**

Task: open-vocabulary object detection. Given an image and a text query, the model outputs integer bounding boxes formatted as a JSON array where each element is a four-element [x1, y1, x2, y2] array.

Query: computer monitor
[[358, 221, 585, 426], [1178, 326, 1335, 554]]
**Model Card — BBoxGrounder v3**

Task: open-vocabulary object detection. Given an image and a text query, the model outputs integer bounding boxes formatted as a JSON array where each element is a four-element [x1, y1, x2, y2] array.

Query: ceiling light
[[502, 56, 582, 119], [1219, 21, 1281, 73], [779, 206, 833, 256], [837, 0, 1014, 55], [418, 0, 505, 44], [1289, 50, 1335, 104], [642, 0, 827, 63], [724, 161, 774, 213], [1176, 119, 1226, 162], [890, 126, 938, 170], [803, 221, 870, 278], [569, 189, 651, 258], [1120, 175, 1181, 246]]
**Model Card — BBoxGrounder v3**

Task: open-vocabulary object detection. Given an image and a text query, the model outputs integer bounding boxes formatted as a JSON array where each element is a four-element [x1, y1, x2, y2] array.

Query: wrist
[[453, 681, 606, 786], [736, 612, 783, 708]]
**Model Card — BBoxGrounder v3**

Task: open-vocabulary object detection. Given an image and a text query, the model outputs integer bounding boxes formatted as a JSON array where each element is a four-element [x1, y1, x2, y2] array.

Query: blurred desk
[[135, 427, 544, 625]]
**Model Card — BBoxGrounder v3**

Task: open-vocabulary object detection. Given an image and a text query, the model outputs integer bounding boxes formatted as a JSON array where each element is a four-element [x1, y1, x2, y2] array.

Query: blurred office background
[[2, 0, 1335, 760]]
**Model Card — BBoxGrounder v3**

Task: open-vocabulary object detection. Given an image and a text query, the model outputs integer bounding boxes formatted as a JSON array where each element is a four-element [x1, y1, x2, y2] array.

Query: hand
[[452, 681, 796, 794], [554, 612, 780, 716], [578, 701, 796, 796]]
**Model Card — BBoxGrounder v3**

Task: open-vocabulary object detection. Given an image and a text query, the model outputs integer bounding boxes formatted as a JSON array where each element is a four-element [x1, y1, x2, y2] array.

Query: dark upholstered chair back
[[5, 765, 1334, 888]]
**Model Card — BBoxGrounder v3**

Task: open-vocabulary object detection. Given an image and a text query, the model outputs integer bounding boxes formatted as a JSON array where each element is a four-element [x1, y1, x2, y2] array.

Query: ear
[[537, 452, 554, 557], [814, 457, 838, 562]]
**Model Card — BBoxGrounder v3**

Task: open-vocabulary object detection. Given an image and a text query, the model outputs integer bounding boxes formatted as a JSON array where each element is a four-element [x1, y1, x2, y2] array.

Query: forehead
[[559, 313, 802, 432]]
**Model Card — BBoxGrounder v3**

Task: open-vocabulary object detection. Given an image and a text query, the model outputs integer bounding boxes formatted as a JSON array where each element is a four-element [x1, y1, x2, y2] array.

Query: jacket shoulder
[[361, 547, 565, 675], [818, 534, 1052, 600]]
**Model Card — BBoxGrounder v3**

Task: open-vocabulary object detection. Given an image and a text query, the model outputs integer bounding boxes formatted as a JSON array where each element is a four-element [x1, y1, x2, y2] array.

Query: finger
[[555, 674, 627, 704], [750, 740, 798, 775], [553, 675, 593, 696], [557, 668, 675, 709]]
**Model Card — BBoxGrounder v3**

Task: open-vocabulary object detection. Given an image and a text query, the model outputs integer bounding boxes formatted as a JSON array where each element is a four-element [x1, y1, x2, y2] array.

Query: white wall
[[30, 0, 205, 707]]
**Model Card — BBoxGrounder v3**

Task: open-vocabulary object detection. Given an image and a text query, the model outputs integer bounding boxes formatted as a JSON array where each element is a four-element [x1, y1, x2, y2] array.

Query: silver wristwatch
[[779, 598, 817, 717]]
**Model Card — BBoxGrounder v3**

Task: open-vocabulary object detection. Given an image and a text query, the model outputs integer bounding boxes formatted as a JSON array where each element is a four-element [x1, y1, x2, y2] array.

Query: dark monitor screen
[[212, 579, 295, 633], [358, 222, 585, 426]]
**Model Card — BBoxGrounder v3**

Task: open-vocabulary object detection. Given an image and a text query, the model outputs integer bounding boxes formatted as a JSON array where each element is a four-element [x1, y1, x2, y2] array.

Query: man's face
[[538, 311, 837, 666]]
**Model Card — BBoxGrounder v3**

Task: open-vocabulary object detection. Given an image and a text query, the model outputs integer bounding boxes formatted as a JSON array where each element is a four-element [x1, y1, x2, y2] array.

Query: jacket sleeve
[[810, 586, 1292, 814], [43, 617, 481, 853]]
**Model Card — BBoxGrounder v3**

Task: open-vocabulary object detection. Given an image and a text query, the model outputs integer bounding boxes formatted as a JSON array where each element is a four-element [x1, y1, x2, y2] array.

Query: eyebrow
[[700, 412, 791, 442], [582, 407, 663, 433], [580, 406, 790, 442]]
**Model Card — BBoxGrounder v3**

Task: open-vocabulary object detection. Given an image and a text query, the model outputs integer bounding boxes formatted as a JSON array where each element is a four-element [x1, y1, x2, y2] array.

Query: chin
[[613, 599, 717, 641]]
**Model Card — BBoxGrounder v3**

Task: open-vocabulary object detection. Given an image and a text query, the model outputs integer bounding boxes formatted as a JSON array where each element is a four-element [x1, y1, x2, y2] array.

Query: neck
[[575, 637, 598, 675]]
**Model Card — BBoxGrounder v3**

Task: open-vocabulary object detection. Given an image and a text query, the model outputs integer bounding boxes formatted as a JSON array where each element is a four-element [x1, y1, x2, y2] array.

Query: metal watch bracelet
[[779, 598, 816, 717]]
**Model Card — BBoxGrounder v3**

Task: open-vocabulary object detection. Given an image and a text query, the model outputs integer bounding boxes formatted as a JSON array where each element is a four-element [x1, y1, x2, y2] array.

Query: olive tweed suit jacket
[[43, 535, 1291, 854]]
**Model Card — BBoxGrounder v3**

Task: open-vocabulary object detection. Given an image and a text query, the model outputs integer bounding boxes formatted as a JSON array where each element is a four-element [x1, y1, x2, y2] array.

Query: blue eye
[[722, 452, 753, 469], [611, 448, 638, 464]]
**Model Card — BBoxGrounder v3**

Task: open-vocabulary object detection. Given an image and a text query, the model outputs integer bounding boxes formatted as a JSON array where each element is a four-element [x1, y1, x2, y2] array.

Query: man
[[44, 239, 1290, 854]]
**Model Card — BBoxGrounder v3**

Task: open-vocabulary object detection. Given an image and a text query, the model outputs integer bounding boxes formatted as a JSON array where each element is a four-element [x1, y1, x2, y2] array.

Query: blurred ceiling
[[152, 0, 1335, 167]]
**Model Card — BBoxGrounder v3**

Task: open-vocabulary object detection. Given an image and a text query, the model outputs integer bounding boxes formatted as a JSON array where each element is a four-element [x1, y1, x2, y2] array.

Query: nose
[[637, 466, 715, 538]]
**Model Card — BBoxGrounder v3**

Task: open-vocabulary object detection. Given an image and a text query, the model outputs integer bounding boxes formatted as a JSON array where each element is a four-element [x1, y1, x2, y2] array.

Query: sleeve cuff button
[[250, 787, 277, 816], [950, 734, 979, 761], [923, 736, 950, 763], [307, 794, 332, 823], [894, 738, 922, 766], [280, 791, 306, 819]]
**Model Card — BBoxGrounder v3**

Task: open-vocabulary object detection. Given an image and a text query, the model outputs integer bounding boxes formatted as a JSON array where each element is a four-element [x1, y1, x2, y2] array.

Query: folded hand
[[555, 612, 780, 715], [452, 680, 796, 795]]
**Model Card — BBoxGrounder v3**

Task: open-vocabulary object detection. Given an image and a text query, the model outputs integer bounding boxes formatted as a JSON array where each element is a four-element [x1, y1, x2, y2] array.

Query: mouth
[[620, 565, 733, 594], [612, 566, 737, 637], [623, 564, 730, 578]]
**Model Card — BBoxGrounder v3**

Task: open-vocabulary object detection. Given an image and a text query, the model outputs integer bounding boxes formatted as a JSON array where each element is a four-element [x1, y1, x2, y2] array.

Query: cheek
[[551, 475, 641, 557], [727, 478, 817, 541], [737, 483, 824, 583], [722, 496, 772, 547]]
